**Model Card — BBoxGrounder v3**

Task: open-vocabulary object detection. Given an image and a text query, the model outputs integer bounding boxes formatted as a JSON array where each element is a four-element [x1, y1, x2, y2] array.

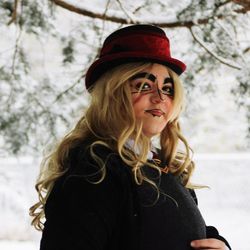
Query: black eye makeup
[[161, 84, 174, 97], [164, 77, 174, 84], [130, 72, 174, 97], [132, 82, 153, 93], [130, 72, 156, 82]]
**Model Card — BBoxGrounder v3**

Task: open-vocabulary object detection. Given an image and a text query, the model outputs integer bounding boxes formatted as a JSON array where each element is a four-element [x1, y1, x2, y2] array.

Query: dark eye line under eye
[[162, 83, 174, 94]]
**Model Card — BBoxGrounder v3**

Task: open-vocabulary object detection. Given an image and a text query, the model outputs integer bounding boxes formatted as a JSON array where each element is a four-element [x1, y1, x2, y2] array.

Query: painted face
[[129, 64, 174, 138]]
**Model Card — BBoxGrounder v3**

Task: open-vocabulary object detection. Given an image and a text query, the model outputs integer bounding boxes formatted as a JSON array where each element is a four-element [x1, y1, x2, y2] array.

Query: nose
[[150, 87, 166, 103]]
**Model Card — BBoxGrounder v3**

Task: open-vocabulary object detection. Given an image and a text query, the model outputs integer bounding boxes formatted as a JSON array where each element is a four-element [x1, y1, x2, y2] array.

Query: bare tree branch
[[132, 3, 147, 14], [7, 0, 19, 25], [11, 30, 22, 75], [189, 27, 242, 70], [98, 0, 112, 48], [243, 46, 250, 53], [233, 0, 250, 13], [216, 0, 232, 8], [115, 0, 136, 23], [53, 73, 85, 103], [11, 1, 23, 75], [51, 0, 247, 28], [51, 0, 134, 24]]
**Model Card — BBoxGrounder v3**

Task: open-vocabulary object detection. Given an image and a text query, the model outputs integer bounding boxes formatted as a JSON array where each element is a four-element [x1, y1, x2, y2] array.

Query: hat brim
[[85, 52, 186, 90]]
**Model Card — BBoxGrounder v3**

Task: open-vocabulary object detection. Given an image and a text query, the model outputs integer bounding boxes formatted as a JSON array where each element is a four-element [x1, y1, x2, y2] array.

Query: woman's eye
[[135, 82, 151, 91], [162, 85, 174, 96]]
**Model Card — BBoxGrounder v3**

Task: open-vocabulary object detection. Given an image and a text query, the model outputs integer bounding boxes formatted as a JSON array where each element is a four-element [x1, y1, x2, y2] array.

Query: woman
[[30, 24, 231, 250]]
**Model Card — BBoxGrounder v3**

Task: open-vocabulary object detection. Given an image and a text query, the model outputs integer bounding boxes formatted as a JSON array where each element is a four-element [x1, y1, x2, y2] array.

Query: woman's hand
[[191, 238, 228, 249]]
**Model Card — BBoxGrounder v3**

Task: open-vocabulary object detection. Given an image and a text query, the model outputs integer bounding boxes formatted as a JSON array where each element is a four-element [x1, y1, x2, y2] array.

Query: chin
[[143, 130, 162, 138], [143, 126, 166, 137]]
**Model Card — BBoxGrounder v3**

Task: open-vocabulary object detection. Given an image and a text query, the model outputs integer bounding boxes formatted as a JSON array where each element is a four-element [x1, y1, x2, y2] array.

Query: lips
[[145, 109, 165, 117]]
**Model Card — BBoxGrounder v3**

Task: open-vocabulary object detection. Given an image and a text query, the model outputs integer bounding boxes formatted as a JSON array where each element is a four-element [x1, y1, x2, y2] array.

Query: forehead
[[130, 63, 171, 81]]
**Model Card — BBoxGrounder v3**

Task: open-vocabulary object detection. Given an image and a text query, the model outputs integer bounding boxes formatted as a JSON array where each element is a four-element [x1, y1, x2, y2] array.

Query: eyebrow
[[164, 77, 174, 84], [130, 72, 156, 82], [131, 72, 173, 85]]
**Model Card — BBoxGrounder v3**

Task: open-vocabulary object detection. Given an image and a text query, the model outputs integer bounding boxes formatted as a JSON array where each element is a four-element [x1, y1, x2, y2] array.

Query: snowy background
[[0, 0, 250, 249]]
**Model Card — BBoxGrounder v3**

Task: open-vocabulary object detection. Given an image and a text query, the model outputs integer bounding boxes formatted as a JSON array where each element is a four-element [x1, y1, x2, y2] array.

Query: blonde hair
[[29, 62, 195, 231]]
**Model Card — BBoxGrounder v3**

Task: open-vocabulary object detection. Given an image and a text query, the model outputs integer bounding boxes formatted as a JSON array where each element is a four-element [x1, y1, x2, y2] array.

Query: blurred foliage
[[62, 38, 75, 64], [0, 0, 249, 155]]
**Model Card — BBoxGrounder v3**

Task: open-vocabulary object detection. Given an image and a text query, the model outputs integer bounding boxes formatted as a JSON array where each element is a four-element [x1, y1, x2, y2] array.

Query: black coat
[[40, 144, 231, 250]]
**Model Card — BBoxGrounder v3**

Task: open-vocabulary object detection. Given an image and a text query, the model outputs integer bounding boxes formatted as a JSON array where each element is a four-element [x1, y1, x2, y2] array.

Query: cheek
[[131, 95, 146, 117], [165, 101, 174, 118], [132, 94, 144, 106]]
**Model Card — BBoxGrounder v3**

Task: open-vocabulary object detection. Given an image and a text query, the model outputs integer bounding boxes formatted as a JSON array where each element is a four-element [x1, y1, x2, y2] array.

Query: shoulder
[[47, 142, 133, 212], [70, 141, 128, 174], [63, 140, 132, 191], [188, 188, 198, 205]]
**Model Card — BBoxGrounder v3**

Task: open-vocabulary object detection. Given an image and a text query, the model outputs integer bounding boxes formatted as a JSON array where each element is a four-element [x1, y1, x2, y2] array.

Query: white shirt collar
[[125, 138, 156, 160]]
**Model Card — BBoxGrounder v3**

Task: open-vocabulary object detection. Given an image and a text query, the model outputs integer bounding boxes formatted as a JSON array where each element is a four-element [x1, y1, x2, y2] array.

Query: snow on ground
[[192, 153, 250, 250], [0, 240, 39, 250], [0, 153, 249, 250]]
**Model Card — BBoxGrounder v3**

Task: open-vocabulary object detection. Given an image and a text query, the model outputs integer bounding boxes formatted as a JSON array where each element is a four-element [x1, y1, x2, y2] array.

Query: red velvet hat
[[85, 24, 186, 90]]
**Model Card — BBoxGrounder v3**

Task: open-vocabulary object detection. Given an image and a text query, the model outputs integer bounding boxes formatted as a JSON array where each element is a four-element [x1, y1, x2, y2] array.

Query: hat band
[[100, 34, 171, 58]]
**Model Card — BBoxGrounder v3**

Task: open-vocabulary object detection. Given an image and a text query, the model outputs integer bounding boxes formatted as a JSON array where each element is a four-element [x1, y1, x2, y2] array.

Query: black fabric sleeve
[[206, 226, 232, 250], [189, 189, 232, 250]]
